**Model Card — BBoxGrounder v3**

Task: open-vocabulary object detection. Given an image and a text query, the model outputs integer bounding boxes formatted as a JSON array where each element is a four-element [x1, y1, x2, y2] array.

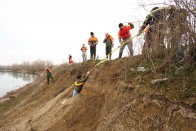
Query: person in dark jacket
[[138, 7, 167, 54], [72, 71, 90, 96], [138, 6, 188, 60]]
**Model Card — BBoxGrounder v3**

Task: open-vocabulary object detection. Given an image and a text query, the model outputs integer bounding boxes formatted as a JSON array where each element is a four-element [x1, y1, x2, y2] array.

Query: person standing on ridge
[[118, 22, 134, 58], [81, 44, 87, 62], [72, 71, 91, 96], [69, 54, 74, 64], [88, 32, 98, 60], [46, 66, 54, 85], [137, 7, 165, 54], [103, 33, 114, 59]]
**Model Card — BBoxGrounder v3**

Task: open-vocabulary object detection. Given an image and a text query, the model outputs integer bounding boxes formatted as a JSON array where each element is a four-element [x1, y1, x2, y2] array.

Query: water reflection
[[0, 72, 36, 97], [10, 72, 36, 82], [1, 72, 36, 82]]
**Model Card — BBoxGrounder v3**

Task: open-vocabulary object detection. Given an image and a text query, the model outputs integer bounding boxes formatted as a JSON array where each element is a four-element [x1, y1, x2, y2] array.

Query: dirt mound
[[0, 58, 196, 131]]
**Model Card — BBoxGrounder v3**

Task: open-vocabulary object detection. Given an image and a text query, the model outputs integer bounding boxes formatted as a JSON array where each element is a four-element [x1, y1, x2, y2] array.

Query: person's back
[[46, 67, 51, 74], [168, 8, 188, 29], [69, 55, 74, 64], [46, 67, 53, 85]]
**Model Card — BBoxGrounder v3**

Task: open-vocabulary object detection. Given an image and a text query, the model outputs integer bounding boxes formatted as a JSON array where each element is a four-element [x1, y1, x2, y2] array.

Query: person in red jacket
[[118, 23, 134, 58], [69, 54, 74, 64], [46, 66, 53, 85]]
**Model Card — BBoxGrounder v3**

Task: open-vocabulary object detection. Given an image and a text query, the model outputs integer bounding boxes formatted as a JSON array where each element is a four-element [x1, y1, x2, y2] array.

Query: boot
[[109, 54, 111, 59], [93, 55, 96, 60], [90, 55, 93, 60], [119, 52, 122, 58]]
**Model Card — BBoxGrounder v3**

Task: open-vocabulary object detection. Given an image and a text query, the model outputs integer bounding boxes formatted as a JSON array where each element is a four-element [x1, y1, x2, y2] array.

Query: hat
[[119, 23, 123, 28], [90, 32, 94, 35]]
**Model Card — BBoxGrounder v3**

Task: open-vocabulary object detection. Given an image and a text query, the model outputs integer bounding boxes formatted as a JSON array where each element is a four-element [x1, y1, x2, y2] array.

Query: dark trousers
[[90, 45, 96, 60], [47, 73, 53, 85], [106, 45, 112, 59]]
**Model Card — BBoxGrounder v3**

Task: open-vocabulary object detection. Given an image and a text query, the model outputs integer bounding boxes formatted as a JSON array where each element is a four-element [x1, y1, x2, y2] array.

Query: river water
[[0, 72, 36, 97]]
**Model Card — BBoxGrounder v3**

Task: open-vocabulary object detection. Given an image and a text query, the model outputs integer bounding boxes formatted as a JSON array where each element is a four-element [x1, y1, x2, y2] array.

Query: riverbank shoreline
[[0, 70, 11, 72], [0, 70, 41, 75], [0, 72, 37, 98]]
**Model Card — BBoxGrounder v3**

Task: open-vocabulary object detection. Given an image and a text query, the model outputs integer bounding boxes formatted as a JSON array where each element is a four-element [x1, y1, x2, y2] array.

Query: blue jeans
[[73, 90, 80, 96]]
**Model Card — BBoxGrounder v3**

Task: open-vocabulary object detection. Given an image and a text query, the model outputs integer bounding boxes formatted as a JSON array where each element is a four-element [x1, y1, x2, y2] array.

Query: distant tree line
[[1, 60, 54, 74]]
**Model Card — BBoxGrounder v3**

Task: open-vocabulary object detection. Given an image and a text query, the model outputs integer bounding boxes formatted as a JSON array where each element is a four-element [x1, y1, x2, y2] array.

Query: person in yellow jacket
[[81, 44, 87, 61], [88, 32, 98, 60], [103, 33, 114, 59]]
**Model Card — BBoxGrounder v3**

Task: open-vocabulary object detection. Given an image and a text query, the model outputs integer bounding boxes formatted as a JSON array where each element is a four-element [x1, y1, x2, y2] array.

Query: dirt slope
[[0, 57, 195, 131]]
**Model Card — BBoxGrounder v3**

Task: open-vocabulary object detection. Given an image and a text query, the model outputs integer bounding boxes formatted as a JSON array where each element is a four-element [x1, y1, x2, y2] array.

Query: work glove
[[86, 71, 90, 76], [128, 22, 134, 28]]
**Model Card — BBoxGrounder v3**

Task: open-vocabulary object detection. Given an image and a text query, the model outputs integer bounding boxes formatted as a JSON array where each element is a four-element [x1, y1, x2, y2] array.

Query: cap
[[90, 32, 94, 35]]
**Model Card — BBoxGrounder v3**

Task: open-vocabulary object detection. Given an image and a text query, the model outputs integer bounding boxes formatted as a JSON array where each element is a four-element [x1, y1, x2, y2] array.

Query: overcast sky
[[0, 0, 171, 65]]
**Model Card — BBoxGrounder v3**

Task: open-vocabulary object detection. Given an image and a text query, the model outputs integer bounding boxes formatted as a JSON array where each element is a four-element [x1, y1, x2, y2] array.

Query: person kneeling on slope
[[72, 71, 90, 96]]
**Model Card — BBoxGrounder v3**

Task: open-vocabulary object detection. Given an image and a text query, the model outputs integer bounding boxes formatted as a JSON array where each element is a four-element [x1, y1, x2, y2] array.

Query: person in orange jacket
[[81, 44, 87, 61], [118, 23, 134, 58], [103, 33, 114, 59], [88, 32, 98, 60]]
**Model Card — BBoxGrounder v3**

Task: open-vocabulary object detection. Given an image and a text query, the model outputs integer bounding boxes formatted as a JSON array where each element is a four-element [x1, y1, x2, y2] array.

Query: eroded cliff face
[[0, 58, 195, 131]]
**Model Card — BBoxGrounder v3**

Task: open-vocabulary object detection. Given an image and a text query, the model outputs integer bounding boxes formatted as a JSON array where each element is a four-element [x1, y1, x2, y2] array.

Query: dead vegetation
[[0, 1, 195, 130]]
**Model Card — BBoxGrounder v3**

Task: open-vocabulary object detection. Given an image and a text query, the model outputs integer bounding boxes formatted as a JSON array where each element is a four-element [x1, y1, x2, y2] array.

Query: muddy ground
[[0, 57, 195, 131]]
